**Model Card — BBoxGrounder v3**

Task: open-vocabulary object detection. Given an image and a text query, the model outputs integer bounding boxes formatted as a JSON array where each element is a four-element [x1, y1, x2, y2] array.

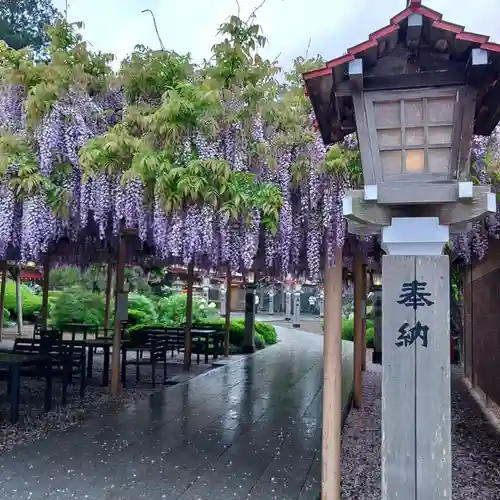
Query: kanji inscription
[[395, 280, 433, 348]]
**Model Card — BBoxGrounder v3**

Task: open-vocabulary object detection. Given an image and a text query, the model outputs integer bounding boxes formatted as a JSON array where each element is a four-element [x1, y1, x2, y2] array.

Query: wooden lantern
[[303, 0, 500, 233]]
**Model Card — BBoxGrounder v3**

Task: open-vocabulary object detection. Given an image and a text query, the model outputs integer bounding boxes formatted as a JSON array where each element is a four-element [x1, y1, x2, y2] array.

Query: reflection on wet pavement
[[0, 326, 325, 499]]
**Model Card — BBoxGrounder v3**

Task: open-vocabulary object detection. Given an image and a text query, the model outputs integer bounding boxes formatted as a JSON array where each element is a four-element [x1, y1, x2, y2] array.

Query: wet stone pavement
[[0, 327, 325, 500]]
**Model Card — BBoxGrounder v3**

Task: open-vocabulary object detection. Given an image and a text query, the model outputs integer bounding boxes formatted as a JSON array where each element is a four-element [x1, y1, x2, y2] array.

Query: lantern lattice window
[[365, 87, 459, 183]]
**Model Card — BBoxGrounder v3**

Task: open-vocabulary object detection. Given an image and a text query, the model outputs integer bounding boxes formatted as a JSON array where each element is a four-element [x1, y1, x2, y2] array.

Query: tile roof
[[303, 0, 500, 82]]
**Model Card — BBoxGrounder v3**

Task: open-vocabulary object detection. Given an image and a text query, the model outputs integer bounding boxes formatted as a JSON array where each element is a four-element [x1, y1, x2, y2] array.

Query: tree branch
[[141, 9, 165, 51], [246, 0, 269, 24]]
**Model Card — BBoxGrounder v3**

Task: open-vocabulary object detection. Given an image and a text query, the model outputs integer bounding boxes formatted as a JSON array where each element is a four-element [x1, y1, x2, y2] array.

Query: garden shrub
[[129, 317, 251, 347], [254, 333, 265, 350], [3, 280, 43, 321], [127, 293, 157, 323], [254, 322, 277, 345], [322, 317, 374, 348], [50, 287, 106, 328], [127, 309, 149, 326], [366, 327, 374, 349], [156, 294, 216, 326]]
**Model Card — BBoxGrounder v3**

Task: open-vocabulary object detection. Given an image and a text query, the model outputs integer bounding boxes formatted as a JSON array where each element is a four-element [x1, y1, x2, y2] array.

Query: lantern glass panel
[[405, 127, 425, 146], [381, 150, 402, 176], [428, 148, 451, 175], [404, 100, 423, 125], [378, 129, 402, 148], [405, 149, 425, 173], [427, 97, 455, 123], [428, 126, 452, 145], [374, 101, 400, 127]]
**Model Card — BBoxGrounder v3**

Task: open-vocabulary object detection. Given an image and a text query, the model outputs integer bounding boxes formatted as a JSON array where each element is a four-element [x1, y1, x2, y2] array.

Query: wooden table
[[191, 329, 222, 364], [0, 352, 52, 423], [61, 323, 98, 341]]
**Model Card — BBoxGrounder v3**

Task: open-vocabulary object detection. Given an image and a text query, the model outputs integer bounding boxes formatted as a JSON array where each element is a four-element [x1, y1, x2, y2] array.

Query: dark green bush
[[127, 309, 149, 326], [50, 287, 107, 329], [254, 322, 277, 345], [254, 333, 265, 350], [129, 317, 252, 347], [366, 327, 374, 348]]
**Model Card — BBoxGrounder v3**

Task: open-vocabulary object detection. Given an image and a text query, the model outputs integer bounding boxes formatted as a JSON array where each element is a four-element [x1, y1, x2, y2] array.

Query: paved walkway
[[0, 327, 329, 500]]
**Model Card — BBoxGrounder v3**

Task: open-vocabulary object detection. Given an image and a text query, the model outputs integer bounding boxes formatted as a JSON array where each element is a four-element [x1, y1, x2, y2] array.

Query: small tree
[[0, 0, 59, 51]]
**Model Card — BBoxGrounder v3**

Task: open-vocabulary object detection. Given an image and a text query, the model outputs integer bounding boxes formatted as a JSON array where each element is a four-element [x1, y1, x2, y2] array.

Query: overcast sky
[[52, 0, 500, 70]]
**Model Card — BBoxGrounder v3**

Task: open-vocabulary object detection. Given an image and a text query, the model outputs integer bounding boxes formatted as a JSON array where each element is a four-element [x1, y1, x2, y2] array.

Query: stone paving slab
[[0, 326, 340, 500]]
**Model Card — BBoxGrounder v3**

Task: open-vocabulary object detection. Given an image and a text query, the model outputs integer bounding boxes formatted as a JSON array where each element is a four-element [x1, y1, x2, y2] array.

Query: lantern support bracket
[[343, 190, 400, 226], [344, 185, 495, 236]]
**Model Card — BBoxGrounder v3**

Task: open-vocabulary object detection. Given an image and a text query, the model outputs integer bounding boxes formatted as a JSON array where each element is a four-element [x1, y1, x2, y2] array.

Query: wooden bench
[[13, 338, 86, 404]]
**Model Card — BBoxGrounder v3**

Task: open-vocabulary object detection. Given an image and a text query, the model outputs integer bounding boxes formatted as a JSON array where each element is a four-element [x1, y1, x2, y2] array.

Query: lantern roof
[[304, 0, 500, 144]]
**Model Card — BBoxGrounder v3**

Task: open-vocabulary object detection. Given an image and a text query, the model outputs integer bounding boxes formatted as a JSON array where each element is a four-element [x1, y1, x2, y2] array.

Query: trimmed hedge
[[3, 280, 43, 321], [128, 318, 276, 351], [322, 318, 374, 348], [254, 322, 277, 345]]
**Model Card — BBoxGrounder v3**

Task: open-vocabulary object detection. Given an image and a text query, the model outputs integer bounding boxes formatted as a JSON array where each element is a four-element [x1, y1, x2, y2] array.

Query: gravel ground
[[340, 363, 500, 499], [0, 351, 214, 455]]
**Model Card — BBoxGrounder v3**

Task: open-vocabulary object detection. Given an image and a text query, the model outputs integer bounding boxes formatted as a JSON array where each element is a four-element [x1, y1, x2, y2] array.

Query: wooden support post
[[353, 252, 364, 409], [0, 265, 7, 341], [41, 258, 50, 329], [322, 246, 343, 500], [381, 255, 451, 500], [110, 235, 126, 395], [243, 280, 256, 354], [224, 270, 232, 358], [183, 262, 194, 370], [15, 267, 23, 336], [361, 265, 367, 371], [104, 260, 114, 331]]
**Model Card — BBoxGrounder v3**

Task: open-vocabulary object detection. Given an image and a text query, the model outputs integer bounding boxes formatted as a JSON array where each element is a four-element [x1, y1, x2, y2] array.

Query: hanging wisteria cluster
[[449, 126, 500, 263], [0, 15, 385, 280]]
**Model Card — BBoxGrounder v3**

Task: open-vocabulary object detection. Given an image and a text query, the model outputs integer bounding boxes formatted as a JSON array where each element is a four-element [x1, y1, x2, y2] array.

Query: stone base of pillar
[[372, 350, 382, 364], [242, 345, 255, 354]]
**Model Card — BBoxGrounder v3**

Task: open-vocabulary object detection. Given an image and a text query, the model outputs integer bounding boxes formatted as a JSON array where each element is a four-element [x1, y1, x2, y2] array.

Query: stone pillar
[[381, 217, 451, 500], [259, 287, 265, 308], [372, 286, 382, 364], [268, 286, 275, 315], [319, 290, 325, 318], [243, 283, 256, 353], [285, 285, 292, 321], [292, 285, 301, 328], [202, 277, 210, 302], [220, 283, 226, 317]]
